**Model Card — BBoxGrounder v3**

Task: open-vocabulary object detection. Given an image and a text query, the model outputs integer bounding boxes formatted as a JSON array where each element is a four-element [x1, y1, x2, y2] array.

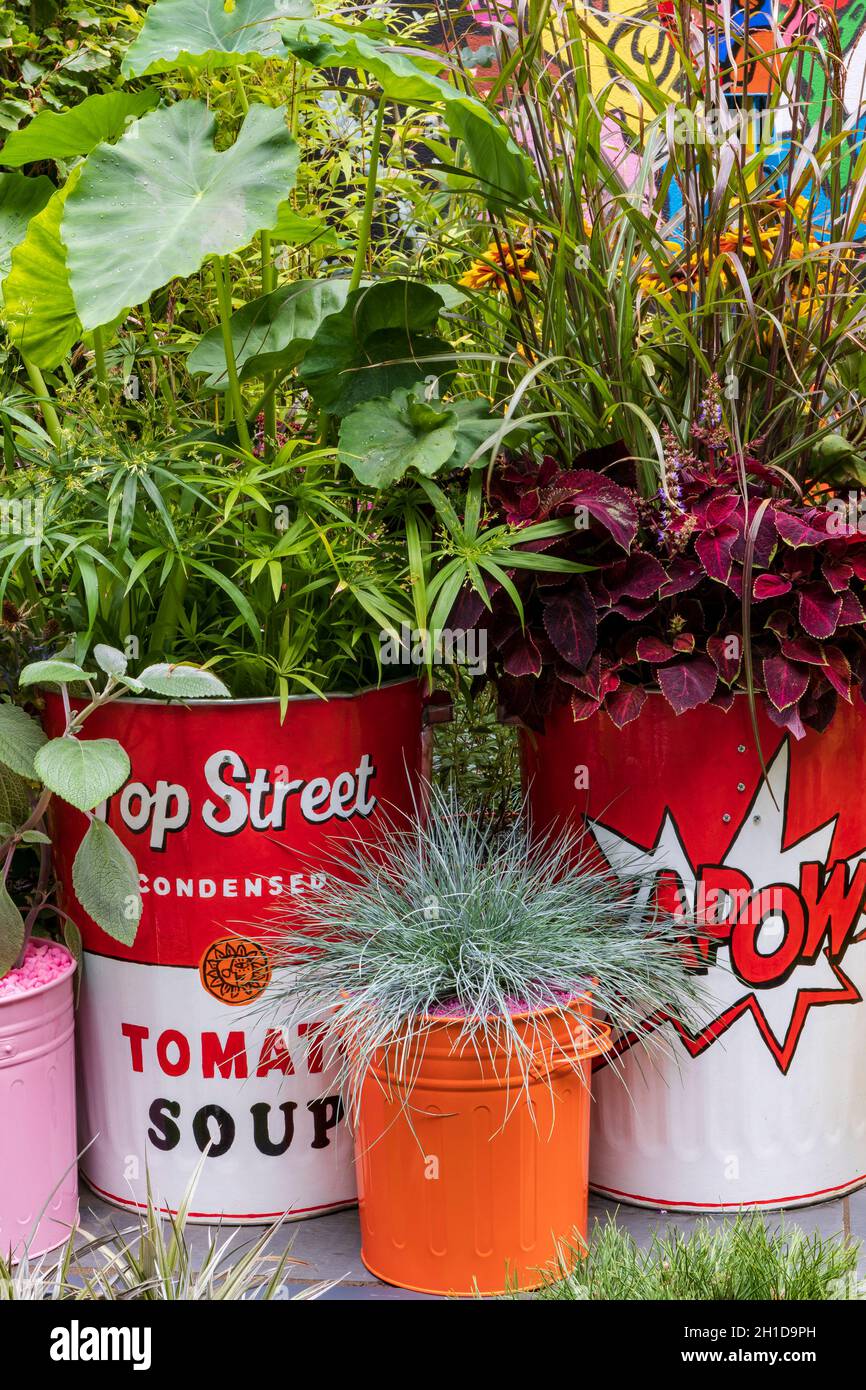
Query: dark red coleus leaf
[[823, 645, 852, 701], [753, 573, 792, 600], [822, 560, 853, 593], [731, 502, 775, 568], [604, 551, 668, 601], [608, 596, 658, 621], [766, 609, 793, 638], [556, 658, 621, 699], [542, 577, 597, 670], [707, 633, 742, 684], [563, 469, 638, 552], [798, 583, 843, 639], [778, 547, 815, 581], [709, 688, 736, 712], [636, 636, 676, 663], [695, 524, 738, 582], [672, 633, 696, 652], [763, 654, 810, 711], [660, 557, 703, 597], [503, 631, 543, 677], [695, 493, 740, 529], [657, 656, 718, 714], [780, 636, 826, 666], [776, 509, 829, 547], [606, 682, 647, 728], [801, 684, 839, 734], [570, 691, 602, 721], [767, 698, 808, 740], [449, 582, 490, 631], [838, 590, 866, 625]]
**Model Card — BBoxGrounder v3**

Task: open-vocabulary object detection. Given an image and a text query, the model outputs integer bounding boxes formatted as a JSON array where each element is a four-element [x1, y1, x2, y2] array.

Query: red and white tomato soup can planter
[[524, 692, 866, 1212], [44, 680, 424, 1223]]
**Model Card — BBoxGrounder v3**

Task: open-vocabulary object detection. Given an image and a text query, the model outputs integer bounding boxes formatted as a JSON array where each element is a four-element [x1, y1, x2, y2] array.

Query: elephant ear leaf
[[187, 278, 353, 388], [0, 90, 159, 168], [63, 100, 299, 331], [0, 171, 54, 280], [299, 280, 453, 416], [338, 388, 459, 488], [3, 167, 83, 370], [337, 388, 524, 487], [279, 19, 535, 212], [122, 0, 315, 76]]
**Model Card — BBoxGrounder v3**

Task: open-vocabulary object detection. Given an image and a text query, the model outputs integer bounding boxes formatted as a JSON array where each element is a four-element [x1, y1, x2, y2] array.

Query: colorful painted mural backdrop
[[458, 2, 866, 122]]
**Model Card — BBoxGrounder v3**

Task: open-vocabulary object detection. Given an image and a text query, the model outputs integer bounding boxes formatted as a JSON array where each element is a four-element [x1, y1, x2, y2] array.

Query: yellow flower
[[459, 240, 539, 301]]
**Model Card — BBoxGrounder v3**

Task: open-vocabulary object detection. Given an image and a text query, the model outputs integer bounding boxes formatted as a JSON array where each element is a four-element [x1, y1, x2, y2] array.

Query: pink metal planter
[[0, 944, 78, 1260]]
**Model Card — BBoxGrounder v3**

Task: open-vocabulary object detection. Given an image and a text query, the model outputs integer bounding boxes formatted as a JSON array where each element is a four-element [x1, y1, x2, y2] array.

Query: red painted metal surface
[[523, 693, 866, 1209], [42, 680, 424, 1221]]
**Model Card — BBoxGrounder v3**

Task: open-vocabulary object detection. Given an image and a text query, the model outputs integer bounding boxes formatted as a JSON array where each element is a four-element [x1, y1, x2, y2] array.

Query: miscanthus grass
[[531, 1215, 861, 1301], [262, 785, 712, 1120]]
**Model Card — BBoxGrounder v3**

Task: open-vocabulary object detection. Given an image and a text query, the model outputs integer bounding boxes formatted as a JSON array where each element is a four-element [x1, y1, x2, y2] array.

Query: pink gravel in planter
[[426, 984, 590, 1020], [0, 940, 74, 1000]]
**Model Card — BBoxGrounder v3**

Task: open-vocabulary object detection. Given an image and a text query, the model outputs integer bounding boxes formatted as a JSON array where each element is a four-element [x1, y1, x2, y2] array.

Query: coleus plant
[[0, 648, 228, 977], [462, 382, 866, 738]]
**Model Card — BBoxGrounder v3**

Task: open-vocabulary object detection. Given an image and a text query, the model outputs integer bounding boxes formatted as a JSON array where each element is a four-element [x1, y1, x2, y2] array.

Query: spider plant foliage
[[1, 1164, 333, 1300], [263, 785, 712, 1119], [452, 0, 866, 485]]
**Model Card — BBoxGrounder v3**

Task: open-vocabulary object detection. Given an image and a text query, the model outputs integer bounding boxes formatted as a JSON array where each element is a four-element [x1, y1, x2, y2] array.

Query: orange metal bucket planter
[[354, 999, 610, 1296]]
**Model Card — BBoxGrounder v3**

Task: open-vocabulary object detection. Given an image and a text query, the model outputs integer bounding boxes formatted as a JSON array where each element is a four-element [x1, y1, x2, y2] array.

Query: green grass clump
[[533, 1215, 860, 1301]]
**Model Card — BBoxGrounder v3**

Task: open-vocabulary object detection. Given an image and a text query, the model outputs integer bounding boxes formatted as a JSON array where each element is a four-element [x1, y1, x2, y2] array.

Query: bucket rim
[[0, 941, 76, 1008], [418, 988, 594, 1028], [39, 673, 423, 710]]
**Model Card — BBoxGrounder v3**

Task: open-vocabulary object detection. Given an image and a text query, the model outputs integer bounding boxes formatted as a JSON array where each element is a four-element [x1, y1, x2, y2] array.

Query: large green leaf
[[138, 663, 231, 698], [338, 388, 524, 487], [188, 278, 353, 388], [0, 701, 47, 780], [122, 0, 315, 76], [338, 388, 460, 487], [34, 736, 130, 813], [19, 658, 95, 687], [3, 168, 82, 369], [299, 280, 453, 416], [0, 763, 33, 828], [63, 100, 299, 330], [0, 881, 25, 977], [268, 204, 343, 249], [0, 90, 159, 168], [0, 171, 53, 279], [72, 819, 141, 945], [279, 19, 536, 210]]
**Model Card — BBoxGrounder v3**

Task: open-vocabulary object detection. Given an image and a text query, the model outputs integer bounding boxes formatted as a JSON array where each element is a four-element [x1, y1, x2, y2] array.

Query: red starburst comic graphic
[[589, 740, 866, 1074], [524, 695, 866, 1076]]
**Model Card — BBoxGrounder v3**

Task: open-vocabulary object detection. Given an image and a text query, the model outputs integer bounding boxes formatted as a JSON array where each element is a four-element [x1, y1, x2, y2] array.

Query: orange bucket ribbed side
[[354, 997, 610, 1296]]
